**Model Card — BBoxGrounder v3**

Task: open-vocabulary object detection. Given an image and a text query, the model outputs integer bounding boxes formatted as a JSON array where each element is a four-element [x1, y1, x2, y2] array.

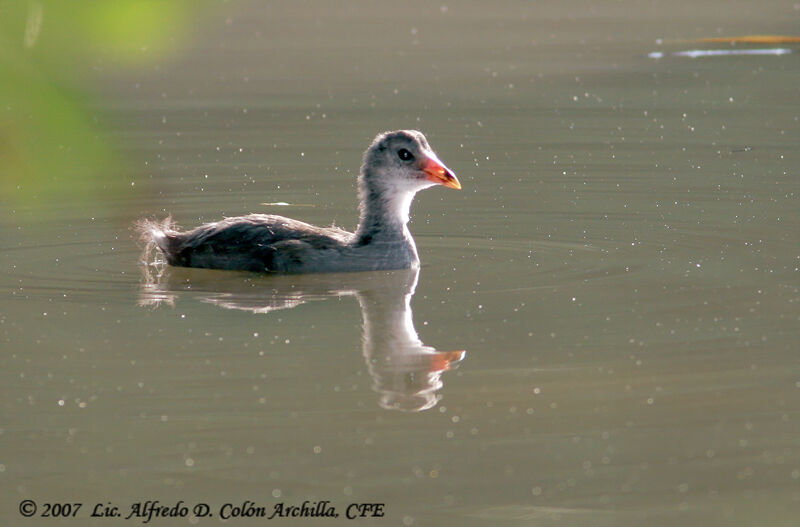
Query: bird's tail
[[134, 216, 178, 266]]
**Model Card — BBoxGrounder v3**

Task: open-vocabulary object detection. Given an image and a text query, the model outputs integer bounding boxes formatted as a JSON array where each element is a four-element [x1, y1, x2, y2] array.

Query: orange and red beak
[[428, 350, 467, 372], [422, 152, 461, 190]]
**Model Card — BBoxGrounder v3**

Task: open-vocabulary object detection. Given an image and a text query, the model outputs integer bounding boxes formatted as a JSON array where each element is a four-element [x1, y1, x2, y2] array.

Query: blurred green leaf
[[0, 0, 211, 203]]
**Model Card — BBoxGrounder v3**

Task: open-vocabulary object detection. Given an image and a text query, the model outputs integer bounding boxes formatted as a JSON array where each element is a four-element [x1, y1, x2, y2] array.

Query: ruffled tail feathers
[[134, 216, 178, 266], [134, 217, 180, 305]]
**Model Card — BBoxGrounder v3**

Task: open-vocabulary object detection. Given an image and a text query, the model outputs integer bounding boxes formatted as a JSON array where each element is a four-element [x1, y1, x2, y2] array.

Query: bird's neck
[[356, 171, 416, 242]]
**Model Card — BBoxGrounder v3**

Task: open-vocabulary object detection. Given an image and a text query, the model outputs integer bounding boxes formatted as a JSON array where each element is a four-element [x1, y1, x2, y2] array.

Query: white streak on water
[[649, 48, 792, 58]]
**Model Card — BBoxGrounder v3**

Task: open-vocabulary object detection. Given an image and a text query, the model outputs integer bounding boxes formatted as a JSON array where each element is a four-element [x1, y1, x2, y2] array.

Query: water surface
[[2, 1, 799, 526]]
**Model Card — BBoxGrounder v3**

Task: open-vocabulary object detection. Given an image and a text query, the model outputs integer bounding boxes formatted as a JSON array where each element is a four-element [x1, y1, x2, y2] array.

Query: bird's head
[[361, 130, 460, 194]]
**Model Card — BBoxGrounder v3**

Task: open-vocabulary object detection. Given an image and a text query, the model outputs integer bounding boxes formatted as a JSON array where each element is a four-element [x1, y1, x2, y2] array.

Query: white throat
[[357, 167, 432, 240], [383, 189, 415, 226]]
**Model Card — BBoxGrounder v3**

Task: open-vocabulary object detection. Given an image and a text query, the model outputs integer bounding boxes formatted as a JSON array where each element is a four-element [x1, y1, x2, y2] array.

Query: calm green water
[[2, 2, 799, 526]]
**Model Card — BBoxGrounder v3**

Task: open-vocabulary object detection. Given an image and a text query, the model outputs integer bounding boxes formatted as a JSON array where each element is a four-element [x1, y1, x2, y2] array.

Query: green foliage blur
[[0, 0, 205, 203]]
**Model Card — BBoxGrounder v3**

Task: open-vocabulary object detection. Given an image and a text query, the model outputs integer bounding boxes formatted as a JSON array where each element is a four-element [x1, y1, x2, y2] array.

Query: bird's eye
[[397, 148, 414, 161]]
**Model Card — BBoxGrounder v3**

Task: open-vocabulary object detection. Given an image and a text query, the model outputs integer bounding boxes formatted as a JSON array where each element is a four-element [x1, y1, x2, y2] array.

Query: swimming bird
[[137, 130, 461, 273]]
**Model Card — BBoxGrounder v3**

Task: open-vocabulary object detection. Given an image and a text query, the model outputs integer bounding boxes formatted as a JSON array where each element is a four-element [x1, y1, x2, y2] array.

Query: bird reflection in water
[[139, 263, 464, 412]]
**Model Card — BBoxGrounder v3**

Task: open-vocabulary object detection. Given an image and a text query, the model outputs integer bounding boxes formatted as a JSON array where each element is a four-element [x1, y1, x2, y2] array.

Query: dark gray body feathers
[[152, 214, 355, 272]]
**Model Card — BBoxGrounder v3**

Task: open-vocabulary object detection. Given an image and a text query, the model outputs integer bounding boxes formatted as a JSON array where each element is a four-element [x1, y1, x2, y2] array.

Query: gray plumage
[[136, 130, 460, 274]]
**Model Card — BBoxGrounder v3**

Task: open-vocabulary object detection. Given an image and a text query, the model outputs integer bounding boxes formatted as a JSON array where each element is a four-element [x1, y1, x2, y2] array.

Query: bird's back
[[151, 214, 353, 272]]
